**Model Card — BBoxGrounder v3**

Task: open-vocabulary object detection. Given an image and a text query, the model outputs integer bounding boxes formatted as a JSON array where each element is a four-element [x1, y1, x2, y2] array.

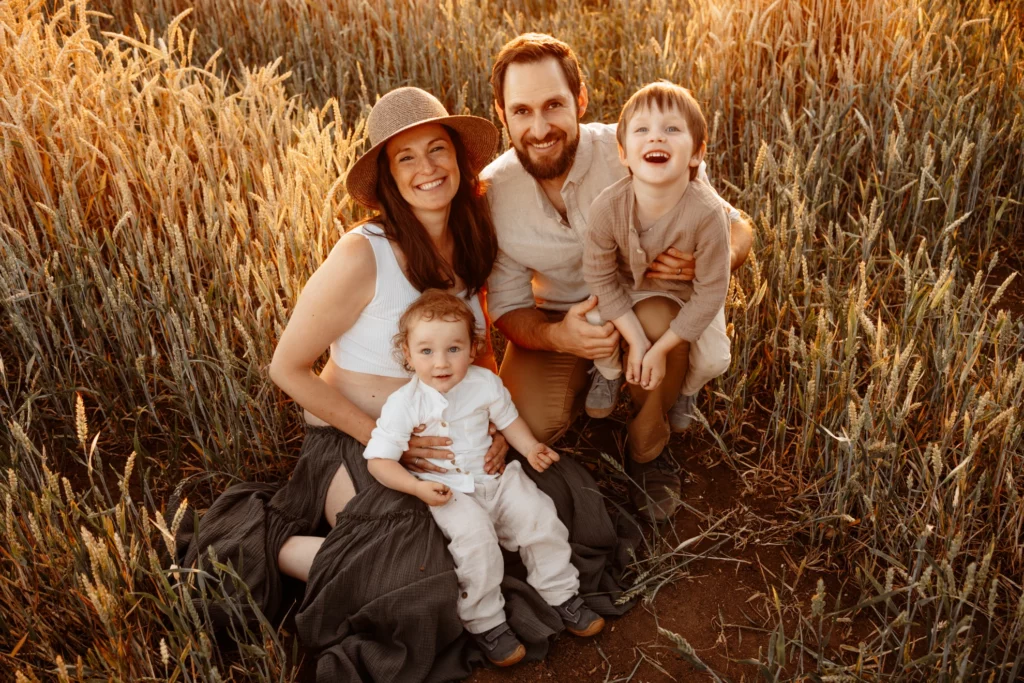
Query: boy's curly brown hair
[[392, 289, 483, 373]]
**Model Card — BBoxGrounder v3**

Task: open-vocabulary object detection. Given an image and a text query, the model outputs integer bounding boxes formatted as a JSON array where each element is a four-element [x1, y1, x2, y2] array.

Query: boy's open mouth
[[643, 151, 670, 163]]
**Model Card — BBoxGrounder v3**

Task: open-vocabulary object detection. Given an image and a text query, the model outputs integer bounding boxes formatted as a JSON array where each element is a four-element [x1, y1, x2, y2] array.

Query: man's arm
[[493, 297, 620, 359], [487, 239, 620, 359]]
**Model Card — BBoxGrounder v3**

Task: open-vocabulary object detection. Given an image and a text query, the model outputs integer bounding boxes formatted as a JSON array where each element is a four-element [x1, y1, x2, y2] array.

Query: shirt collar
[[415, 377, 450, 406], [564, 123, 595, 189]]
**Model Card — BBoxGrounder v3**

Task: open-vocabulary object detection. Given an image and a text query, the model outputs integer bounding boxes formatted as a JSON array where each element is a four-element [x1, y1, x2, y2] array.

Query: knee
[[695, 348, 731, 378], [632, 297, 681, 342], [513, 396, 572, 444], [451, 523, 502, 563], [531, 416, 572, 445]]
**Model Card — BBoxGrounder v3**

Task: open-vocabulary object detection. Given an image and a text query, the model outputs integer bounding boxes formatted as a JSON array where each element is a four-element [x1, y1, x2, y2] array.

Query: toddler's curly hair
[[393, 289, 483, 372]]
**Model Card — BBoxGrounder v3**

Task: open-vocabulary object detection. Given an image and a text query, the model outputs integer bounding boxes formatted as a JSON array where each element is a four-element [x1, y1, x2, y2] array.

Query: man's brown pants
[[498, 297, 688, 463]]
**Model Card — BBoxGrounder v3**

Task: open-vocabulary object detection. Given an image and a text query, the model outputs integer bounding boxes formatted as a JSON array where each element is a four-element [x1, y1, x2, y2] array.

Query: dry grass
[[2, 0, 1023, 680]]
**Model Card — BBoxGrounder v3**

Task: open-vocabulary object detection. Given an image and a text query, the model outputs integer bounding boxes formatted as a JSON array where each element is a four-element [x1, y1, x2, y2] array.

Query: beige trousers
[[499, 297, 688, 462], [587, 299, 731, 397], [428, 461, 579, 634]]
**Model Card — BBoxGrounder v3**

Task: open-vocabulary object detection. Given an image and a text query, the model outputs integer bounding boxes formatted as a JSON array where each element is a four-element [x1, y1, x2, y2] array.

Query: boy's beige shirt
[[582, 175, 730, 343], [483, 122, 739, 323]]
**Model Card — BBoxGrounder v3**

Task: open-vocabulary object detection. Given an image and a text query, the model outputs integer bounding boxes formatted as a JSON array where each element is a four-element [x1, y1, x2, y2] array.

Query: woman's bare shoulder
[[308, 229, 376, 290]]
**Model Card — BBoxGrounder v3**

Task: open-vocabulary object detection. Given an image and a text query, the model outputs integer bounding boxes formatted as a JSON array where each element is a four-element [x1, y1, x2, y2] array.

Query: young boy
[[582, 82, 731, 418], [363, 289, 604, 667]]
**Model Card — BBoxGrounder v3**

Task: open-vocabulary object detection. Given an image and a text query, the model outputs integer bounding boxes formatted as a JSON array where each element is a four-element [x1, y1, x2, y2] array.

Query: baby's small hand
[[640, 347, 667, 391], [416, 480, 452, 506], [527, 443, 560, 472]]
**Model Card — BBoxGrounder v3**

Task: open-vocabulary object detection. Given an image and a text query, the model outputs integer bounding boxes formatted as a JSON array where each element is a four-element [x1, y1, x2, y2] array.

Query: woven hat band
[[367, 89, 451, 147]]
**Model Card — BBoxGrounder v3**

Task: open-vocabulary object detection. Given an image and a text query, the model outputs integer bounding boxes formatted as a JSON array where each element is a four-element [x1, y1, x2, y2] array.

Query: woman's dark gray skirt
[[172, 426, 638, 682]]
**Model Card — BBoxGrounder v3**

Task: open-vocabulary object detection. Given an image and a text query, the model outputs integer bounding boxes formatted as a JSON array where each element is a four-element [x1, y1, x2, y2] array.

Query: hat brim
[[345, 115, 499, 210]]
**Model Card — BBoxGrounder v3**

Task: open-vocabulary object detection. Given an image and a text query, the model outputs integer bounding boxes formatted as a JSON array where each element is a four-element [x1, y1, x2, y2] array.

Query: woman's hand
[[415, 480, 452, 506], [401, 424, 454, 474], [526, 443, 560, 472], [483, 423, 509, 474]]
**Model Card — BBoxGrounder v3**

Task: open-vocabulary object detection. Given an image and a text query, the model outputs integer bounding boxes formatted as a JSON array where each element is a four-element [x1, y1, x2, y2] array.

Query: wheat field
[[1, 0, 1023, 680]]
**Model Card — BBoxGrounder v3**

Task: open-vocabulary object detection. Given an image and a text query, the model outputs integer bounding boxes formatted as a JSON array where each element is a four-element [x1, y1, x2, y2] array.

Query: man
[[482, 34, 753, 521]]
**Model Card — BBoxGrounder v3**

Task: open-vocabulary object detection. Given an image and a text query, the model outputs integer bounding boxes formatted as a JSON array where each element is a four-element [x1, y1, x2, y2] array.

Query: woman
[[173, 88, 636, 682]]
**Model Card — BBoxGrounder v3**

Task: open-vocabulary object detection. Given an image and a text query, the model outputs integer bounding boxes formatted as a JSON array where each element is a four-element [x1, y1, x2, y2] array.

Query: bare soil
[[468, 412, 864, 683]]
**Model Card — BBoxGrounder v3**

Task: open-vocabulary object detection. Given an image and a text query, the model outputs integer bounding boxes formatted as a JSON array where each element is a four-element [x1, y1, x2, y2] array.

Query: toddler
[[363, 289, 605, 667], [582, 82, 731, 416]]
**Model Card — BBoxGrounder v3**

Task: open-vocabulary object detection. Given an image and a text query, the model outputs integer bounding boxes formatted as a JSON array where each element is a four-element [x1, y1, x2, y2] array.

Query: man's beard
[[513, 128, 580, 181]]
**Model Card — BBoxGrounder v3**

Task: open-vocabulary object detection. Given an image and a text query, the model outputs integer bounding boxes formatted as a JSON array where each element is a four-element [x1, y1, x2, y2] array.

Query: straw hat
[[345, 87, 499, 209]]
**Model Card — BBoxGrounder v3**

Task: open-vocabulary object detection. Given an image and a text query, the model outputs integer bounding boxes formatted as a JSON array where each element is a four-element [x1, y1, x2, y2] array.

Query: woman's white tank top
[[330, 224, 486, 378]]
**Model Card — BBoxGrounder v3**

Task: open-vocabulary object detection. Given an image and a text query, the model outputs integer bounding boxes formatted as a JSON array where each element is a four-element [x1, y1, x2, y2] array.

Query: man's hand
[[483, 424, 508, 474], [640, 346, 668, 391], [415, 480, 452, 506], [550, 296, 621, 359], [401, 424, 453, 474], [645, 247, 694, 281], [526, 443, 561, 472]]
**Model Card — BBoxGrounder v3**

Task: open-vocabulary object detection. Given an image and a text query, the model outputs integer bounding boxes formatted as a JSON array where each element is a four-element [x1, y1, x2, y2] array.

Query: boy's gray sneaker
[[471, 622, 526, 667], [585, 371, 624, 419], [554, 595, 606, 637], [668, 393, 696, 432]]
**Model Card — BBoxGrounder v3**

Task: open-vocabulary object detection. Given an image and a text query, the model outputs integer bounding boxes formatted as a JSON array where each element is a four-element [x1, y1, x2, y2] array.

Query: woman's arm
[[268, 233, 379, 444]]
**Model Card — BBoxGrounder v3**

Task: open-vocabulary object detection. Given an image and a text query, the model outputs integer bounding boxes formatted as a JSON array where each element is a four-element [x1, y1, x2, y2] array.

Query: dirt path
[[469, 416, 841, 683]]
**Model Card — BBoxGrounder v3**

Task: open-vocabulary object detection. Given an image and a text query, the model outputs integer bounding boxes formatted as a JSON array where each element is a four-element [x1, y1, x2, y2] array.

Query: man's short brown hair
[[490, 33, 583, 112], [393, 289, 482, 371], [616, 82, 708, 181]]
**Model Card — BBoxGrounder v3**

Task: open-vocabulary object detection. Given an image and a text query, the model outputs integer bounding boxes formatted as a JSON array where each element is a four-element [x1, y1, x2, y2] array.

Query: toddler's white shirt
[[364, 366, 520, 493]]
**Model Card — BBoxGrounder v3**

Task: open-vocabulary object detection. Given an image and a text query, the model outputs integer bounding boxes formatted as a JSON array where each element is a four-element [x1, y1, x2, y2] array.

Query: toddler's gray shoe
[[472, 622, 526, 667], [555, 595, 606, 637], [585, 370, 624, 419], [668, 393, 696, 432]]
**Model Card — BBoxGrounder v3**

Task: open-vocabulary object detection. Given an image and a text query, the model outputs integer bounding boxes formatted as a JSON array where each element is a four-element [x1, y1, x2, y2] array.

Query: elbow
[[493, 310, 514, 337], [268, 349, 304, 393], [268, 351, 286, 388], [366, 458, 382, 477]]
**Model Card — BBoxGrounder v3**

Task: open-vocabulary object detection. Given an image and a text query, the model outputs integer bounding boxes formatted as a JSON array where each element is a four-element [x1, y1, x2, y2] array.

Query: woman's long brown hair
[[369, 126, 498, 296]]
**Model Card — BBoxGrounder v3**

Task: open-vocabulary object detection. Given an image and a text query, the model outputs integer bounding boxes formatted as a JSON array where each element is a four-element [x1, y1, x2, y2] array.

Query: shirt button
[[635, 248, 644, 255], [456, 468, 463, 473], [441, 421, 447, 428], [462, 592, 468, 599]]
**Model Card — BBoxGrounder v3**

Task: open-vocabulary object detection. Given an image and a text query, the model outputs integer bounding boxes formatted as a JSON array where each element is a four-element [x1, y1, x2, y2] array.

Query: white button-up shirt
[[363, 366, 520, 493]]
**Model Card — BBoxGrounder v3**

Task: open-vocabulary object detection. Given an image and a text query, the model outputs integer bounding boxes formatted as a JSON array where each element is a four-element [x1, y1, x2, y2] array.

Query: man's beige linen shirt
[[582, 176, 730, 343], [484, 122, 739, 322]]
